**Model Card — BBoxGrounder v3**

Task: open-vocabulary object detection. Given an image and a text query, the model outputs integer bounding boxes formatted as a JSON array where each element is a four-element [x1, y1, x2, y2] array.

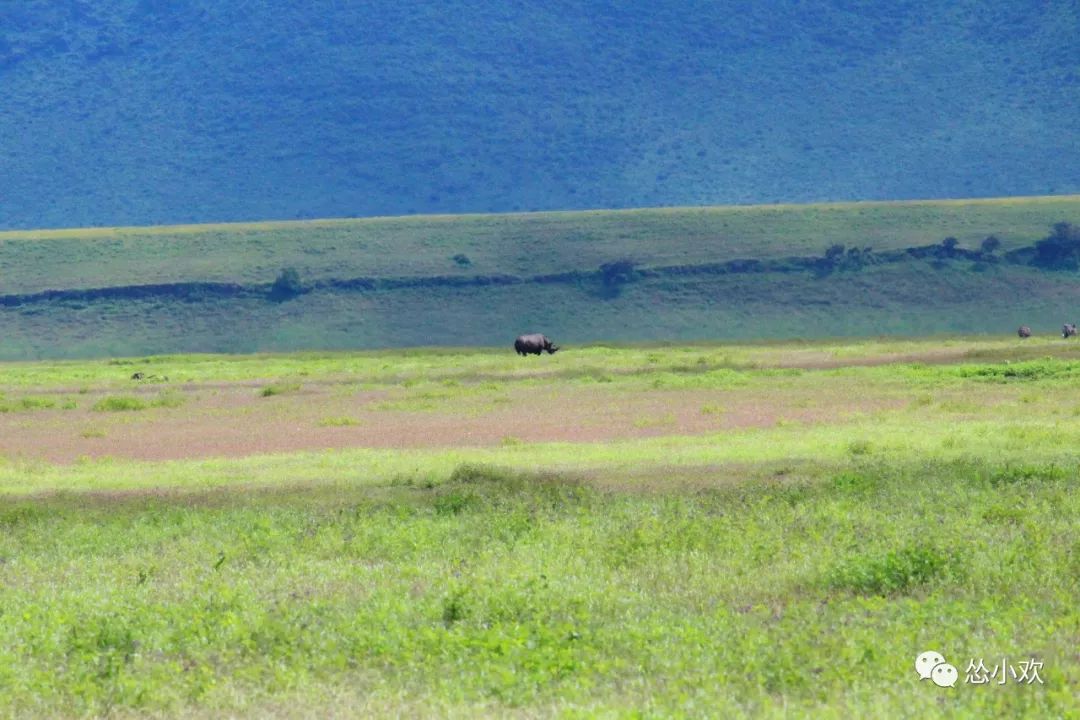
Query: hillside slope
[[2, 1, 1079, 229], [1, 196, 1079, 360]]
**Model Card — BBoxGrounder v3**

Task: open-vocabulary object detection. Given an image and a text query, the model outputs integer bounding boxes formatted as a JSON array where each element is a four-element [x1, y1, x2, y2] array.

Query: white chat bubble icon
[[915, 651, 946, 680], [932, 662, 958, 688]]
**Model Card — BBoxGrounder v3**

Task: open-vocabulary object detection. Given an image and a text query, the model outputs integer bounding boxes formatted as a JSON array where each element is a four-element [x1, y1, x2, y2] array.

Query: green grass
[[0, 395, 67, 413], [2, 333, 1080, 389], [3, 197, 1078, 294], [150, 390, 186, 409], [92, 396, 149, 412], [90, 391, 185, 412], [1, 197, 1079, 360], [1, 341, 1079, 716], [0, 457, 1075, 717], [259, 382, 302, 397], [316, 416, 361, 427]]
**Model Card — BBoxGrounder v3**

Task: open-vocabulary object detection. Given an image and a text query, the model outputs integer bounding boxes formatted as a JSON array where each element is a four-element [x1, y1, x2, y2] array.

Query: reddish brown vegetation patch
[[0, 378, 903, 464]]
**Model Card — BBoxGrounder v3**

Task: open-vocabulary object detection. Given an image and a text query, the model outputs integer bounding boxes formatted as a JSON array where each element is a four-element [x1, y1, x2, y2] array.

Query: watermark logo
[[915, 650, 957, 687], [916, 651, 1044, 688], [964, 657, 1044, 686], [932, 662, 959, 688]]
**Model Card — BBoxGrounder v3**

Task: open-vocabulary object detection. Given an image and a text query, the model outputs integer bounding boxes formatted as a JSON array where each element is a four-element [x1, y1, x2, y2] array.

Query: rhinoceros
[[1017, 325, 1032, 338], [514, 333, 560, 356], [1063, 323, 1077, 338]]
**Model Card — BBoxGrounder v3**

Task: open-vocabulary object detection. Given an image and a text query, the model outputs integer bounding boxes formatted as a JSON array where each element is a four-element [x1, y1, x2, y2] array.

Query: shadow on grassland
[[2, 454, 1073, 519]]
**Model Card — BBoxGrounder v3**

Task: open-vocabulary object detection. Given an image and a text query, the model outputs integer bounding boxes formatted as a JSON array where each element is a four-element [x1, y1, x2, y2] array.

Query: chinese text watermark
[[915, 651, 1044, 688]]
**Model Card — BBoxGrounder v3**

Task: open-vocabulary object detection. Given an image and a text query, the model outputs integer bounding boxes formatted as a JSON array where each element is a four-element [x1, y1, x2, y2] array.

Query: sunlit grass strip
[[1, 414, 1077, 495], [3, 194, 1078, 240], [1, 335, 1079, 388]]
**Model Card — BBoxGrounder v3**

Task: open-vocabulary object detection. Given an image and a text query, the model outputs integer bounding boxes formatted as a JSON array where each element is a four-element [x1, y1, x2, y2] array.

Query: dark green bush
[[270, 267, 304, 300], [448, 463, 516, 484], [828, 545, 957, 595], [599, 259, 637, 286], [989, 463, 1067, 487], [1032, 222, 1080, 270]]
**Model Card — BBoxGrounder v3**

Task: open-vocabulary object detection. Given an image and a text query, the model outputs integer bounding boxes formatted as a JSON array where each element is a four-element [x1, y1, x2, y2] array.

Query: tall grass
[[0, 342, 1077, 715], [0, 455, 1074, 717]]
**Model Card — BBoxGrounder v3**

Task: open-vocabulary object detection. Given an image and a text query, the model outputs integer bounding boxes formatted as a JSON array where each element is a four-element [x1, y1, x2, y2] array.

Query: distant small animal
[[1064, 323, 1077, 338], [1017, 326, 1032, 338], [131, 372, 168, 381], [514, 333, 560, 356]]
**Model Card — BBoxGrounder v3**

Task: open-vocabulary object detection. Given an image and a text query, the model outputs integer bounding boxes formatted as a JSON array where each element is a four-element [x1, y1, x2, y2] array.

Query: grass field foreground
[[0, 338, 1078, 717]]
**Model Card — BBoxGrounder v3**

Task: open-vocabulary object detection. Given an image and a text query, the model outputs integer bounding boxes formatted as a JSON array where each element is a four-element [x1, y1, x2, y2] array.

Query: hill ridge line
[[0, 241, 1046, 307]]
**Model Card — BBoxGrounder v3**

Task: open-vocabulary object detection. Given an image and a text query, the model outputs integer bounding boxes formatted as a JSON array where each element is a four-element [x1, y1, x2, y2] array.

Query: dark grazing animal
[[1017, 326, 1032, 338], [514, 333, 560, 356], [1064, 323, 1077, 338]]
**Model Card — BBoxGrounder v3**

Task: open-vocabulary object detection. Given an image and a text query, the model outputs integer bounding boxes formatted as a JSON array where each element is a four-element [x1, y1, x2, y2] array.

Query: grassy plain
[[3, 196, 1079, 294], [1, 337, 1078, 717], [2, 196, 1080, 360]]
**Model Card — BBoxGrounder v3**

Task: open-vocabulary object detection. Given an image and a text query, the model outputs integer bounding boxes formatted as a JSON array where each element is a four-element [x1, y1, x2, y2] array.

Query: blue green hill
[[2, 1, 1078, 230]]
